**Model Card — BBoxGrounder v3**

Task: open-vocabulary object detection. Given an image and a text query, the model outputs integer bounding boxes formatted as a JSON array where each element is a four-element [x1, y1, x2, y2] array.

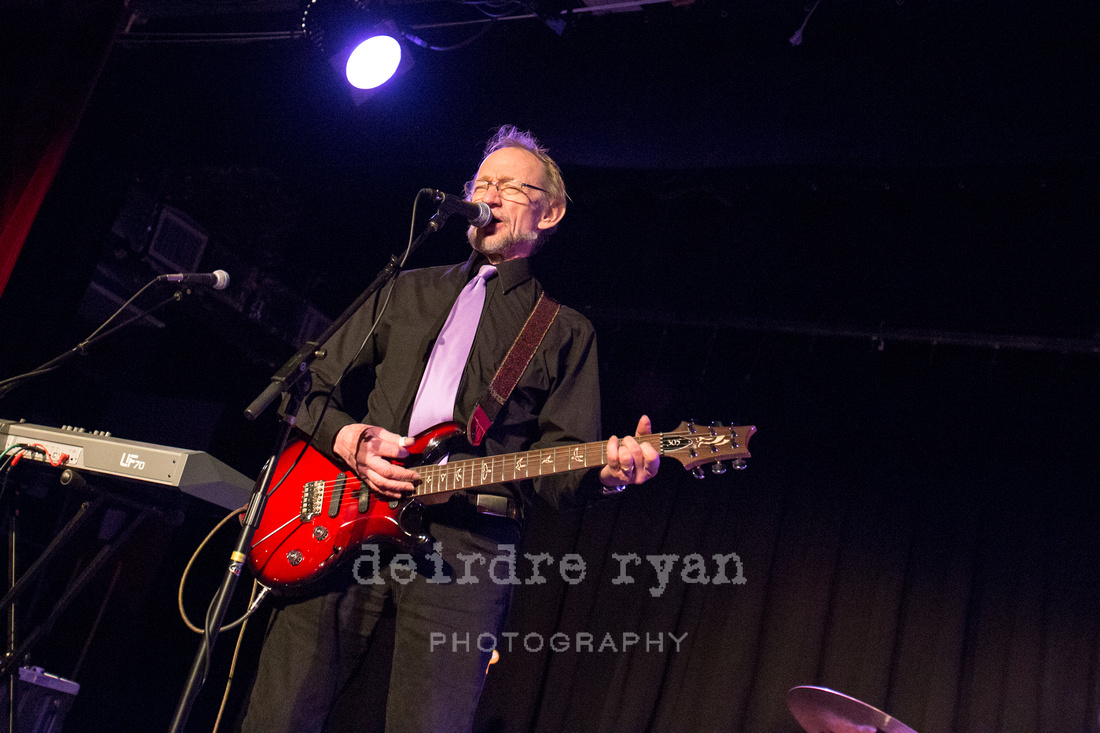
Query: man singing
[[241, 125, 659, 732]]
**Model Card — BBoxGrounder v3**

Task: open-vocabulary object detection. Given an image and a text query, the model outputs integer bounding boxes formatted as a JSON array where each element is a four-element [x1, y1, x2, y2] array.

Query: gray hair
[[481, 125, 568, 212]]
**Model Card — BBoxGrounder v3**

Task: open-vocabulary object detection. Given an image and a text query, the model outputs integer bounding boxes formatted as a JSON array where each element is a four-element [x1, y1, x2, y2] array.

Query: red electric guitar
[[247, 420, 755, 591]]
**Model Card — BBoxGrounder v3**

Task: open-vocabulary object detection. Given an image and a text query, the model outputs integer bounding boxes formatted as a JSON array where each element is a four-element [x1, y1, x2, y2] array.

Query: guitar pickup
[[328, 474, 346, 518]]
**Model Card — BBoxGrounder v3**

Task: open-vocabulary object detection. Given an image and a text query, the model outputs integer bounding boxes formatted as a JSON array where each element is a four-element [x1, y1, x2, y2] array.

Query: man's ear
[[537, 201, 566, 231]]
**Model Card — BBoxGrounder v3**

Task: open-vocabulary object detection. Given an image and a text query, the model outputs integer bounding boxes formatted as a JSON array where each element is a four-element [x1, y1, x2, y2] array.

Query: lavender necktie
[[408, 264, 497, 436]]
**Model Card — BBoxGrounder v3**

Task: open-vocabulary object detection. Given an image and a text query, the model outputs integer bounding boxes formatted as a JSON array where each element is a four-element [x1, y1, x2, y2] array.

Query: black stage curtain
[[459, 333, 1100, 733]]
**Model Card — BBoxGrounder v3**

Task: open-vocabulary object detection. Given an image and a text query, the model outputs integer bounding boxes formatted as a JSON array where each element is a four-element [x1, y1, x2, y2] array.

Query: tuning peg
[[692, 467, 706, 479], [732, 458, 748, 470], [710, 461, 727, 475]]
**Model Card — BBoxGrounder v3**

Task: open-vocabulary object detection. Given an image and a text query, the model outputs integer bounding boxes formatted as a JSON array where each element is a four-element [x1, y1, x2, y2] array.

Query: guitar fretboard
[[413, 433, 664, 496]]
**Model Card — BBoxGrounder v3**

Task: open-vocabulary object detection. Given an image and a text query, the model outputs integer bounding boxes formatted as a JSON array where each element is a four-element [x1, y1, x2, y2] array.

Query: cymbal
[[787, 686, 919, 733]]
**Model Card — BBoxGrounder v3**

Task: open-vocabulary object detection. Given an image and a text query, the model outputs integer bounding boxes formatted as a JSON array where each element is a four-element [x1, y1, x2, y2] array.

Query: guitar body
[[247, 423, 464, 590]]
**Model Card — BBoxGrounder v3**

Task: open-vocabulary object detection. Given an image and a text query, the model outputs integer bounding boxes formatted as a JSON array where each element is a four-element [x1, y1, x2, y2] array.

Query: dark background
[[1, 0, 1098, 730]]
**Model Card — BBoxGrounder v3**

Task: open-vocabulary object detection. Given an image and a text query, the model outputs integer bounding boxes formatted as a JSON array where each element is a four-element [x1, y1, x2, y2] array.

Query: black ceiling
[[97, 0, 1100, 171]]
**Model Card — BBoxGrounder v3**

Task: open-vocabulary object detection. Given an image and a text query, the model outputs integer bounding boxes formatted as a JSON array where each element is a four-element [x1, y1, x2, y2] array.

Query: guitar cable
[[185, 188, 423, 632], [177, 191, 430, 731], [177, 505, 269, 635], [177, 504, 270, 733]]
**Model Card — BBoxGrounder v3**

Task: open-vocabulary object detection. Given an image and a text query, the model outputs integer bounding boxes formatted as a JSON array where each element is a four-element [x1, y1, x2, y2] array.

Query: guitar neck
[[408, 423, 753, 499], [413, 436, 650, 498]]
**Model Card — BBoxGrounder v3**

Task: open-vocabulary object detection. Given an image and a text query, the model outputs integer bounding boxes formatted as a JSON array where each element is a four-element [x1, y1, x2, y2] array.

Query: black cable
[[403, 19, 498, 51], [263, 188, 430, 500]]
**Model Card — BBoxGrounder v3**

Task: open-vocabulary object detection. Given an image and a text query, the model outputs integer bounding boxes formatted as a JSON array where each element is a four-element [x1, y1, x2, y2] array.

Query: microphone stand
[[167, 209, 450, 732]]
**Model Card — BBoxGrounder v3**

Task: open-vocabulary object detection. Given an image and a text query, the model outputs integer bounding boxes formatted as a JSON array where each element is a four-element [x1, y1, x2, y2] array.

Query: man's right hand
[[333, 424, 419, 499]]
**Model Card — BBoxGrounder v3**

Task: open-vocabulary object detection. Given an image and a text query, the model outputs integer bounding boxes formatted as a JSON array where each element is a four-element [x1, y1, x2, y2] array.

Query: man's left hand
[[600, 414, 660, 489]]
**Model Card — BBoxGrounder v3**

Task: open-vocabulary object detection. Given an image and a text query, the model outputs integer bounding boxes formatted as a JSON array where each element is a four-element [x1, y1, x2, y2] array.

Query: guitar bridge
[[300, 480, 325, 522]]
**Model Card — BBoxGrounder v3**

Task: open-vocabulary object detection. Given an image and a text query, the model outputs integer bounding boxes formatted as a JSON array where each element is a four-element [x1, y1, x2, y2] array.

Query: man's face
[[466, 147, 564, 263]]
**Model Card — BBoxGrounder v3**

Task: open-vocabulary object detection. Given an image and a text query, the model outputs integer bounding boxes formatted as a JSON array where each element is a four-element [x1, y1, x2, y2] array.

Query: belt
[[468, 493, 521, 521]]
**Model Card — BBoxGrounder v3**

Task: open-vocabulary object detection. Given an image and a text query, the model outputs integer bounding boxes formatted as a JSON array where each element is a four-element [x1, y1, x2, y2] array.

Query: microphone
[[157, 270, 230, 290], [424, 189, 493, 228]]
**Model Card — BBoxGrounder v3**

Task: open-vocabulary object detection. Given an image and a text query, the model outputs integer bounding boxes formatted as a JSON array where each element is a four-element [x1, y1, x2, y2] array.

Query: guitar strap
[[466, 291, 561, 447]]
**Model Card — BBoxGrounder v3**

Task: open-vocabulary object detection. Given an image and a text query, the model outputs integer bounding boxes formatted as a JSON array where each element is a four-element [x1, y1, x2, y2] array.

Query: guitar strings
[[279, 429, 739, 512]]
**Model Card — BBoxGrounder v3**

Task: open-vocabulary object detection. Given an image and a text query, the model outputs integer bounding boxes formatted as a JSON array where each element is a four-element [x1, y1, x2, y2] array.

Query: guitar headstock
[[658, 421, 756, 477]]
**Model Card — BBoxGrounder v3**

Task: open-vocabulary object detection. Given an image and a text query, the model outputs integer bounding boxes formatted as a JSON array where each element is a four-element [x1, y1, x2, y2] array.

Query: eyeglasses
[[464, 179, 548, 202]]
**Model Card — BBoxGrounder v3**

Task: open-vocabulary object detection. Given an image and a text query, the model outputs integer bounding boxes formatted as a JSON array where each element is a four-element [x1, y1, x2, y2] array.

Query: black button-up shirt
[[296, 252, 605, 513]]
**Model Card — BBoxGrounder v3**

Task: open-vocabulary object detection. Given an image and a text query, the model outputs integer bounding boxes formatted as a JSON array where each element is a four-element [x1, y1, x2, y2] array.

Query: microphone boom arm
[[0, 285, 190, 401]]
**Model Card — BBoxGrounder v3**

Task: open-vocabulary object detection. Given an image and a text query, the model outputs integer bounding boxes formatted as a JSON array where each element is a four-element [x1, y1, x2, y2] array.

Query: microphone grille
[[212, 269, 230, 290], [473, 202, 493, 228]]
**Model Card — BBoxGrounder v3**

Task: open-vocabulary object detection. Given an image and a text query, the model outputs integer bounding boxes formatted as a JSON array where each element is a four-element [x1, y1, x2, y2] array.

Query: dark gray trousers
[[241, 509, 521, 733]]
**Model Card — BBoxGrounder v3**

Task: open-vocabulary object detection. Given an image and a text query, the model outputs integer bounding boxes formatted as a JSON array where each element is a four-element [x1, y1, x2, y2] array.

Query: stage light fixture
[[303, 0, 413, 103], [326, 20, 413, 103], [345, 31, 402, 90]]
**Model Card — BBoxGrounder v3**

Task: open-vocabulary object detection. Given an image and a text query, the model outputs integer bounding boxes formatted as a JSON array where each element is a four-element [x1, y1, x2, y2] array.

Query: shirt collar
[[464, 251, 533, 294]]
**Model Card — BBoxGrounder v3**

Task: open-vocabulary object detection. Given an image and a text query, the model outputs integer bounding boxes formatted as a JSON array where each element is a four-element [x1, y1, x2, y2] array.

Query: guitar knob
[[286, 550, 304, 566], [710, 461, 727, 475], [692, 467, 706, 480], [313, 526, 329, 541], [733, 458, 748, 470]]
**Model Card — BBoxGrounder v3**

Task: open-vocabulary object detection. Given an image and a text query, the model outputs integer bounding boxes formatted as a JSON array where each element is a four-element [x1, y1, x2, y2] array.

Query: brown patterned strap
[[467, 292, 561, 447]]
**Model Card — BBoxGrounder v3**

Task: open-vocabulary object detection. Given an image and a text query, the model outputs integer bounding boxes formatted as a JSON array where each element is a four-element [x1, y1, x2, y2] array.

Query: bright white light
[[345, 35, 402, 90]]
